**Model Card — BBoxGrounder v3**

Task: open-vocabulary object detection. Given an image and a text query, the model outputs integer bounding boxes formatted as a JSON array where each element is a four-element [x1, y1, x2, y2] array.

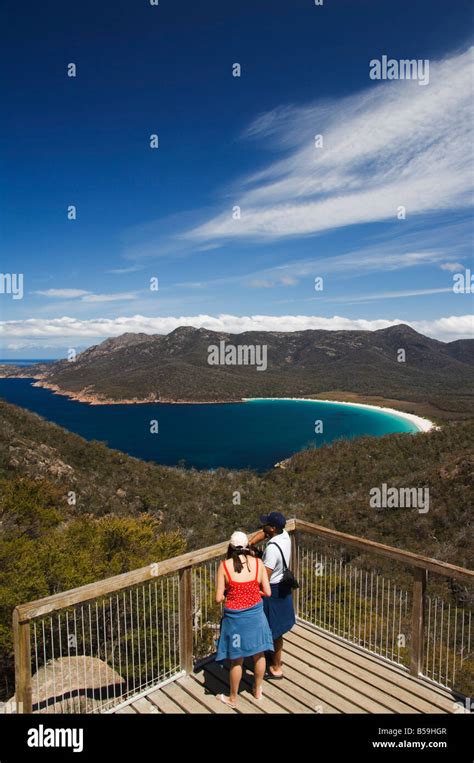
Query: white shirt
[[263, 530, 291, 584]]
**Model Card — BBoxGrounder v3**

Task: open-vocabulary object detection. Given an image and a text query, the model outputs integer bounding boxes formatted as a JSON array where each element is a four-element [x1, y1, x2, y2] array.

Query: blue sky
[[1, 0, 473, 357]]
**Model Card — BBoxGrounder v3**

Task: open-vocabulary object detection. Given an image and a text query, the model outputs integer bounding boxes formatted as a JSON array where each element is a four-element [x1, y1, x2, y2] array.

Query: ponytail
[[226, 544, 252, 573]]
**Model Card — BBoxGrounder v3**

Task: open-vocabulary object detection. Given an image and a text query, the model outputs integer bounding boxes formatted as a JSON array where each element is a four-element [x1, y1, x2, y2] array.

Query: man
[[250, 512, 296, 679]]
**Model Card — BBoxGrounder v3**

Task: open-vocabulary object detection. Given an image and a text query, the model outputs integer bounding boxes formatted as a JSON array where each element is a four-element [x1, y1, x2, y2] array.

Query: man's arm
[[249, 528, 266, 545]]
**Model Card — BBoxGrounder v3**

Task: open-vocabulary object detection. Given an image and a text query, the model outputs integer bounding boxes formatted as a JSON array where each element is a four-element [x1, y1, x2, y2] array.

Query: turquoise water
[[0, 379, 418, 472]]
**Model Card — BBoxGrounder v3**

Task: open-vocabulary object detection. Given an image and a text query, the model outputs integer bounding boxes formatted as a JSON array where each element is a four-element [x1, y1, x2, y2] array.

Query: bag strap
[[267, 542, 288, 570]]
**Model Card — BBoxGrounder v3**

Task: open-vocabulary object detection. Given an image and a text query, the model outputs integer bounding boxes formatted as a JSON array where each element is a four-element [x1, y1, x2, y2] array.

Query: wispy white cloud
[[1, 313, 472, 342], [440, 262, 465, 272], [247, 279, 275, 289], [33, 289, 138, 303], [34, 289, 90, 298], [81, 292, 138, 303], [5, 340, 67, 351], [248, 276, 299, 288], [184, 48, 473, 244], [329, 287, 453, 303], [175, 242, 464, 292], [106, 266, 144, 275]]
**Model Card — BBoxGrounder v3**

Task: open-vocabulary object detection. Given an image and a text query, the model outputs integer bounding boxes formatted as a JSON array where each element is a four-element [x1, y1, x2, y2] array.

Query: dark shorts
[[263, 582, 296, 640]]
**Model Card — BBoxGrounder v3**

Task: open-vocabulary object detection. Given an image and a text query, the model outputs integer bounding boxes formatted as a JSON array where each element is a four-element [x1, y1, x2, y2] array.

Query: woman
[[215, 530, 273, 707]]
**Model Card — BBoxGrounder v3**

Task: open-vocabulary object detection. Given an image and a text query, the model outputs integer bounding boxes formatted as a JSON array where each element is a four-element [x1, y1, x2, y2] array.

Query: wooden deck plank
[[294, 622, 419, 675], [203, 661, 268, 714], [235, 662, 314, 714], [292, 623, 458, 712], [287, 629, 450, 714], [206, 661, 288, 713], [241, 661, 332, 714], [286, 633, 426, 713], [283, 650, 399, 713], [176, 675, 236, 714], [111, 619, 463, 714], [115, 704, 137, 714], [147, 688, 186, 714], [161, 679, 213, 713], [131, 696, 160, 714], [192, 667, 263, 715], [267, 660, 363, 713], [294, 621, 454, 696]]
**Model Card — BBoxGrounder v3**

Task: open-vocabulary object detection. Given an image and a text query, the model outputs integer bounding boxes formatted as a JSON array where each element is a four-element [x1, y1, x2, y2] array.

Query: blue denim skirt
[[215, 601, 274, 661], [263, 583, 296, 640]]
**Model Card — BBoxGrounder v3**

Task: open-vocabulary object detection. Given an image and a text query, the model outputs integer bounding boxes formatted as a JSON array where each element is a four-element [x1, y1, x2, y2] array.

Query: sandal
[[266, 669, 284, 680], [218, 693, 237, 708]]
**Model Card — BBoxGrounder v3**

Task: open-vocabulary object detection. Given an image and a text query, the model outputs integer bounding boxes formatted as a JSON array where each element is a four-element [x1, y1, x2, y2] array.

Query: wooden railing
[[12, 518, 473, 713]]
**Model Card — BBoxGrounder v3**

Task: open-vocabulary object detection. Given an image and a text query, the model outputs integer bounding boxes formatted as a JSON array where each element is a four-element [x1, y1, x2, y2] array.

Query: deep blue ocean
[[0, 377, 417, 471]]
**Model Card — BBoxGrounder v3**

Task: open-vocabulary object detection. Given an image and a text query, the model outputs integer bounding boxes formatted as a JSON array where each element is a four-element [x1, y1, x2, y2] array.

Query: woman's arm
[[215, 561, 227, 604], [259, 560, 272, 598]]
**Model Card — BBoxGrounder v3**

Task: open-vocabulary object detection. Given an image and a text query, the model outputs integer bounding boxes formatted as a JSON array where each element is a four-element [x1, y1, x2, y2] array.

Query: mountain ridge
[[1, 325, 473, 412]]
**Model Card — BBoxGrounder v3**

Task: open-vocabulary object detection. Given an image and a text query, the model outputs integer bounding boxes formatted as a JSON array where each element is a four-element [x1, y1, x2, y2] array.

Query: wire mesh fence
[[28, 574, 181, 713], [296, 532, 473, 696], [192, 559, 223, 663]]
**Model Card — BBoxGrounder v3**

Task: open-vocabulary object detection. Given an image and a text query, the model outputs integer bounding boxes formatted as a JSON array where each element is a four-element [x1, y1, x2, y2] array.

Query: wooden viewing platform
[[113, 622, 464, 715], [11, 518, 473, 715]]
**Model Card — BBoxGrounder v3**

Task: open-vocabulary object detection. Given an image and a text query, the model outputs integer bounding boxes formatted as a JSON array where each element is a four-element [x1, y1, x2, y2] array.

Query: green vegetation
[[1, 399, 472, 564], [0, 398, 472, 700], [0, 472, 184, 701]]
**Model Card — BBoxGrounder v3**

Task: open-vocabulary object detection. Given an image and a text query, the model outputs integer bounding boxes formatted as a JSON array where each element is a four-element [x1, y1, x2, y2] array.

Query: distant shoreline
[[0, 375, 436, 431], [1, 376, 243, 406]]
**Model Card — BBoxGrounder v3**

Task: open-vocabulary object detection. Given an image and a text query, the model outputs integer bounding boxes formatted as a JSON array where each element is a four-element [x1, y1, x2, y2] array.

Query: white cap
[[230, 531, 249, 550]]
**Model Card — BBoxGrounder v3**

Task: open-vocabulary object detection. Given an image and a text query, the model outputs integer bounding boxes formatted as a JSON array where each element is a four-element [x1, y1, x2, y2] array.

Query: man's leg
[[269, 636, 284, 676]]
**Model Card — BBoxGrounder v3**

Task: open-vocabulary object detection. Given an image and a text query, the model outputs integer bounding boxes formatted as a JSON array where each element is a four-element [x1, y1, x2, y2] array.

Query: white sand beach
[[242, 397, 436, 433]]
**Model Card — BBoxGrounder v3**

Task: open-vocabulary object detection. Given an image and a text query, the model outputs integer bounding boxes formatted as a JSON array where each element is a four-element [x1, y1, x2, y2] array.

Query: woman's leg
[[220, 658, 243, 706], [229, 658, 243, 701], [252, 652, 265, 698]]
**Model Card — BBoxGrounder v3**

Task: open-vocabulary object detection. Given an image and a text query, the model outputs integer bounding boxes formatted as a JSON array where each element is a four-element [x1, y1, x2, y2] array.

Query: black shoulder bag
[[267, 542, 299, 592]]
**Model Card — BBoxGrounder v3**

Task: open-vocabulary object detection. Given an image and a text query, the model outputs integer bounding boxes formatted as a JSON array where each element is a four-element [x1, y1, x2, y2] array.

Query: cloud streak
[[34, 289, 90, 298], [184, 48, 473, 244], [33, 289, 138, 303]]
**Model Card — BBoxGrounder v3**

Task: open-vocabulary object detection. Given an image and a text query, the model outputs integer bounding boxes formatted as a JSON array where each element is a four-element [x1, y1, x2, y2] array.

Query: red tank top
[[223, 558, 262, 610]]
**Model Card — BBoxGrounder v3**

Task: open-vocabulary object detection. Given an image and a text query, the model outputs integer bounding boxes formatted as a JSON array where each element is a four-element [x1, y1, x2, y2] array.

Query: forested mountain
[[3, 325, 473, 411]]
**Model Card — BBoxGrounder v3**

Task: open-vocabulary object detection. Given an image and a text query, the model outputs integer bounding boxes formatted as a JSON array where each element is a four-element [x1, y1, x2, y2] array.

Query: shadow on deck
[[113, 622, 462, 715]]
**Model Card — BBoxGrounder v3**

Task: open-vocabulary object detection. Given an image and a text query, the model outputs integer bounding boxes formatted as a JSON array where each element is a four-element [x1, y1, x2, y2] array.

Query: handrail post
[[291, 529, 300, 616], [13, 608, 32, 713], [179, 566, 193, 674], [410, 567, 427, 677]]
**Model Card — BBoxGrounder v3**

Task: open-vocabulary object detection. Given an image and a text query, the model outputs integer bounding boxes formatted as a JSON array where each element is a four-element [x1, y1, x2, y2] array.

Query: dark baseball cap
[[259, 511, 286, 530]]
